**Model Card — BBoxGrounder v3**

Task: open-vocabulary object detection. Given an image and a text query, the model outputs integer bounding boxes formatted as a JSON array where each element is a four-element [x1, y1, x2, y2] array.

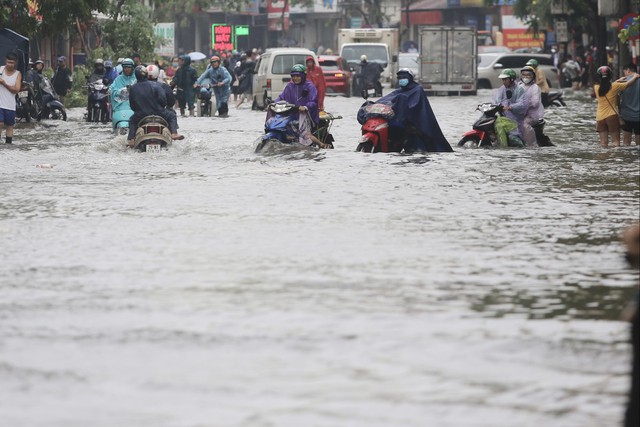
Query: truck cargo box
[[419, 26, 477, 96]]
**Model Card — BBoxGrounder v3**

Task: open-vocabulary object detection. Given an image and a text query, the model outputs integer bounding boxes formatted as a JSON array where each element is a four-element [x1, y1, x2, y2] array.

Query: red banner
[[502, 29, 544, 50], [268, 0, 289, 31]]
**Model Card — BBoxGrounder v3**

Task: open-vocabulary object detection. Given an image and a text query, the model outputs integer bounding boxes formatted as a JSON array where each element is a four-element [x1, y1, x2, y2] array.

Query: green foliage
[[37, 0, 109, 37], [0, 0, 38, 36], [88, 47, 116, 64], [102, 0, 157, 60], [619, 16, 639, 43], [65, 64, 91, 108]]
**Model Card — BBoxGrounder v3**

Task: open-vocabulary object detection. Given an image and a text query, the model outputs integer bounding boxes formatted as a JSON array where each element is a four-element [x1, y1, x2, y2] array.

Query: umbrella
[[188, 51, 207, 61]]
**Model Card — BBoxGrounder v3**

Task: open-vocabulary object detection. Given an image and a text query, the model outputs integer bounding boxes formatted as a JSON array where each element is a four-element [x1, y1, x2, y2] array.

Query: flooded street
[[1, 90, 639, 426]]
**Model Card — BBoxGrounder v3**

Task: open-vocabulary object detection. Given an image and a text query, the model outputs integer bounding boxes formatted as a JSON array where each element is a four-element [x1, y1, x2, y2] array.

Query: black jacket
[[130, 80, 166, 116]]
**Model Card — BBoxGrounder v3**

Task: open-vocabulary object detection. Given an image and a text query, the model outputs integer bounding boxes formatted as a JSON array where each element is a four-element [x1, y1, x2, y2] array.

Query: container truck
[[418, 26, 477, 96], [338, 28, 399, 85]]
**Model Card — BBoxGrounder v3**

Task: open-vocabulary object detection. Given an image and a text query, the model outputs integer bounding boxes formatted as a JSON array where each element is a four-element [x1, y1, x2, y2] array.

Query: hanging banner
[[502, 14, 544, 50], [268, 0, 289, 31], [154, 23, 175, 57]]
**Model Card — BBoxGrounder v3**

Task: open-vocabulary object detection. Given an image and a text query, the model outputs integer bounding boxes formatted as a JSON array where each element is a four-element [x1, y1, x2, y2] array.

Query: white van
[[251, 48, 318, 110]]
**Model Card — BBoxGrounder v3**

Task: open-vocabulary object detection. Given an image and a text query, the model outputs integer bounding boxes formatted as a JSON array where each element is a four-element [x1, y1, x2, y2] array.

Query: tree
[[36, 0, 109, 36], [101, 0, 157, 60], [0, 0, 38, 36]]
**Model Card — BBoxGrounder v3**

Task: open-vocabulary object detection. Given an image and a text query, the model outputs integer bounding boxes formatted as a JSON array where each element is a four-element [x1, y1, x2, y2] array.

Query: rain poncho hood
[[367, 81, 453, 152], [109, 71, 137, 114], [275, 79, 319, 125], [492, 82, 526, 124]]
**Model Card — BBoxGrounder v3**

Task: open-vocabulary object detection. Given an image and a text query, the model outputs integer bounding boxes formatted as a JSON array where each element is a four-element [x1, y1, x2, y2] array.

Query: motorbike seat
[[137, 115, 169, 128]]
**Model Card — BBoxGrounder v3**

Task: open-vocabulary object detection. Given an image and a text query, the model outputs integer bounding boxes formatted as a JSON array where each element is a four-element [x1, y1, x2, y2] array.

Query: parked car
[[251, 47, 318, 110], [318, 55, 352, 97], [477, 53, 560, 89], [398, 52, 419, 79]]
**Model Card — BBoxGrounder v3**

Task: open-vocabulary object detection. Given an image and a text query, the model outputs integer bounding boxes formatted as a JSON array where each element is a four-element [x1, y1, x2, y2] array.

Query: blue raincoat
[[109, 71, 137, 129], [196, 64, 232, 109], [110, 72, 136, 111]]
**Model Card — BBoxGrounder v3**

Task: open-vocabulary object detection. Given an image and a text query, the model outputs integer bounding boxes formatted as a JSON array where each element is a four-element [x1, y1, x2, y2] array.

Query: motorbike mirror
[[506, 90, 512, 99], [391, 55, 397, 62], [301, 89, 308, 97], [361, 89, 369, 100]]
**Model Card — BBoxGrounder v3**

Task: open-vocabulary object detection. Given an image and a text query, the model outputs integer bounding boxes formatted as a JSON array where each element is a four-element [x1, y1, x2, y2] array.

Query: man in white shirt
[[0, 52, 22, 144]]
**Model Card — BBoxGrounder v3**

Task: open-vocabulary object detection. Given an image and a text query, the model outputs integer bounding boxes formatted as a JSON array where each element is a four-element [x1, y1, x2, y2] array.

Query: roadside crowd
[[0, 48, 638, 150]]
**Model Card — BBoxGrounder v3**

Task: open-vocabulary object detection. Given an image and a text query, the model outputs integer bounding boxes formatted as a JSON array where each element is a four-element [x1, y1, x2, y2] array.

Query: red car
[[318, 55, 352, 97]]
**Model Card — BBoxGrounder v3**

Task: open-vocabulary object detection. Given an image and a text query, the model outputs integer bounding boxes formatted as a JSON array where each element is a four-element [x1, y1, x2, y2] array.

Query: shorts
[[621, 119, 640, 135], [0, 108, 16, 126], [596, 115, 620, 132]]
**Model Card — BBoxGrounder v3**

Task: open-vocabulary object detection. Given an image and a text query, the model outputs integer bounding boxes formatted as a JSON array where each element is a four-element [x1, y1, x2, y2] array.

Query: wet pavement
[[0, 89, 638, 426]]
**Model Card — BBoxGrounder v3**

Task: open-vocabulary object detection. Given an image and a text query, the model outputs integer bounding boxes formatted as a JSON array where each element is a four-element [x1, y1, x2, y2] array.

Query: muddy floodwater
[[1, 90, 639, 427]]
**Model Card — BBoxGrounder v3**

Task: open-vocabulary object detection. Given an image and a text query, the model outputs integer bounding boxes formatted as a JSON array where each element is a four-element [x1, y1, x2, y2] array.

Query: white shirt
[[0, 66, 20, 111]]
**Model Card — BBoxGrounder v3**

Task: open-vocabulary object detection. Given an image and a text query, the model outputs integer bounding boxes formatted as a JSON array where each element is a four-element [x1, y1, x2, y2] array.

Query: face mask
[[522, 77, 533, 85], [399, 78, 409, 87], [172, 62, 178, 67]]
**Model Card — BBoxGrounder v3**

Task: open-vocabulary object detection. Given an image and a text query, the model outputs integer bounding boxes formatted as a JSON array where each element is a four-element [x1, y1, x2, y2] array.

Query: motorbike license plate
[[146, 143, 161, 153], [18, 90, 28, 98]]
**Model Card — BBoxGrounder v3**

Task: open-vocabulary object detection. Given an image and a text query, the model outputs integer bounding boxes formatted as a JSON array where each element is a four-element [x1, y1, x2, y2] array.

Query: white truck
[[338, 28, 399, 85], [418, 26, 477, 96]]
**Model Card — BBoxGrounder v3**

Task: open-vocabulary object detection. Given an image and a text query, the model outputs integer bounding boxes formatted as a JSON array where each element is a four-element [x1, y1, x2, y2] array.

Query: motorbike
[[15, 80, 36, 123], [33, 76, 67, 121], [355, 101, 401, 153], [255, 101, 340, 153], [132, 115, 172, 153], [110, 86, 133, 134], [353, 63, 383, 97], [85, 80, 110, 123], [542, 90, 566, 108], [197, 85, 212, 117], [457, 103, 553, 148]]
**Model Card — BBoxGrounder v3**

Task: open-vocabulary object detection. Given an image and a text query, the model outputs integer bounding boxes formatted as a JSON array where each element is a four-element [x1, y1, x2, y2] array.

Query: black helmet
[[596, 65, 612, 79], [134, 65, 148, 81]]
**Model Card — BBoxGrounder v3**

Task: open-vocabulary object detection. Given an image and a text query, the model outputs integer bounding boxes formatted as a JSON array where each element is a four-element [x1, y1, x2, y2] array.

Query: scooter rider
[[87, 58, 106, 84], [109, 58, 136, 109], [366, 68, 452, 152], [358, 55, 383, 96], [525, 58, 549, 107], [103, 60, 118, 85], [127, 66, 183, 146], [26, 60, 44, 87], [492, 68, 526, 147], [147, 64, 182, 141], [273, 64, 327, 148], [275, 64, 320, 126], [194, 55, 232, 117], [517, 66, 545, 147]]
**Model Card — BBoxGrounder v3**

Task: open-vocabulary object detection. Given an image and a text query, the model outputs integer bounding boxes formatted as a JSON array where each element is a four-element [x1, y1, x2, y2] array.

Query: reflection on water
[[471, 283, 636, 320]]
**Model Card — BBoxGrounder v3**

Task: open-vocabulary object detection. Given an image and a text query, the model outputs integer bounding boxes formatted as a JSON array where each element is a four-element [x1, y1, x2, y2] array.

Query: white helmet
[[360, 55, 367, 62], [146, 64, 160, 80], [397, 67, 415, 79]]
